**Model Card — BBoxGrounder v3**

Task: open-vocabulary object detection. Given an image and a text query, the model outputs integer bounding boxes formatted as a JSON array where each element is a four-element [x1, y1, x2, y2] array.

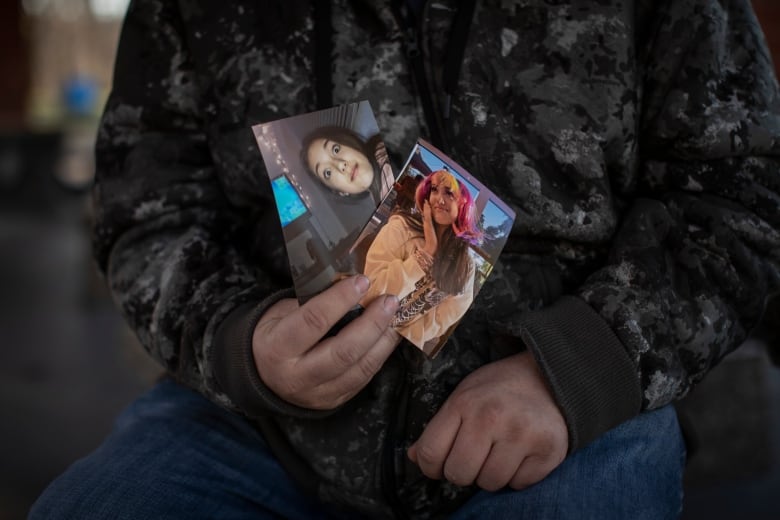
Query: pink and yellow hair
[[415, 170, 482, 244]]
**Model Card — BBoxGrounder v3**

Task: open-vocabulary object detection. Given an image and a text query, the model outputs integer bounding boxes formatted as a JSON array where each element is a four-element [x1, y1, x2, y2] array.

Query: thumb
[[407, 443, 418, 463]]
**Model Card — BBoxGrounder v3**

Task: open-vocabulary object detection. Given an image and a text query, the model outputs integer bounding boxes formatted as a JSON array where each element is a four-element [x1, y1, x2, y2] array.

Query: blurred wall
[[0, 1, 124, 131], [0, 2, 30, 128], [753, 0, 780, 78]]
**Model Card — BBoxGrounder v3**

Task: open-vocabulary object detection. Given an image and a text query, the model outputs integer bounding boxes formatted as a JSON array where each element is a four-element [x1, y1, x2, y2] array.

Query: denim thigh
[[29, 378, 354, 520]]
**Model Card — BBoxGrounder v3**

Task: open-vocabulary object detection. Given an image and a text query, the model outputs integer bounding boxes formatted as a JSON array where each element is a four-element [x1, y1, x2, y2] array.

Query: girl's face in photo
[[306, 138, 374, 195], [428, 172, 460, 227]]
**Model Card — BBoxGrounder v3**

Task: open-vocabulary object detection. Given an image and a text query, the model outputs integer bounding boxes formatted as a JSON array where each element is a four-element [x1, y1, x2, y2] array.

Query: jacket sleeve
[[515, 0, 780, 451], [93, 0, 319, 419]]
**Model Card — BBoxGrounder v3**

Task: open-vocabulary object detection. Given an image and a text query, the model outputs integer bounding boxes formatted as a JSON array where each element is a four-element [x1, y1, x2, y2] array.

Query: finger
[[508, 453, 558, 490], [475, 442, 525, 492], [269, 275, 370, 357], [441, 421, 493, 488], [255, 295, 398, 411], [304, 323, 402, 407], [296, 294, 399, 385], [409, 402, 463, 480]]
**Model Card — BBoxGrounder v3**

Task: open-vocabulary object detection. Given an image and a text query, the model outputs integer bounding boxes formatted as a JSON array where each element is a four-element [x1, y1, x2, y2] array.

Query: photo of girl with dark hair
[[301, 125, 394, 205], [253, 102, 398, 302], [360, 169, 484, 356]]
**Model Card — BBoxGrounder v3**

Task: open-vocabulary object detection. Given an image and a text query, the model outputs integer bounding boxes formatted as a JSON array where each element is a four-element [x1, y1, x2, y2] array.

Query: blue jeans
[[31, 378, 685, 519]]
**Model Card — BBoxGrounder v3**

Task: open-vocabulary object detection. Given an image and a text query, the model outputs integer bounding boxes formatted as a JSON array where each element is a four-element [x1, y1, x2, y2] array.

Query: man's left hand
[[407, 351, 568, 491]]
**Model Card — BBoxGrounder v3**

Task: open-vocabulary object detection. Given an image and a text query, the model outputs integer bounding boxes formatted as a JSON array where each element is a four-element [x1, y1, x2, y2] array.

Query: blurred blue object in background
[[61, 75, 98, 118]]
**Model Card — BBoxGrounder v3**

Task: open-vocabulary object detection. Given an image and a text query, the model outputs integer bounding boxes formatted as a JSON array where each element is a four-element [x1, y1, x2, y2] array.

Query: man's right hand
[[253, 275, 400, 410]]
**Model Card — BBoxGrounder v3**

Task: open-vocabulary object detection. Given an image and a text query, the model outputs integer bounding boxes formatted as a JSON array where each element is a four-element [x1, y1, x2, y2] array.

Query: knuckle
[[450, 390, 479, 413], [443, 465, 470, 487], [330, 389, 355, 409], [336, 363, 381, 402], [503, 425, 526, 445], [476, 474, 505, 492], [307, 397, 338, 411], [534, 432, 556, 453], [443, 470, 461, 486], [509, 476, 532, 490], [333, 375, 366, 404], [498, 415, 528, 445], [415, 443, 440, 470], [285, 385, 339, 411], [369, 314, 389, 336], [524, 423, 560, 455], [357, 353, 383, 380], [257, 342, 286, 367], [477, 400, 505, 428], [509, 458, 553, 490], [300, 306, 330, 334], [361, 304, 393, 336], [509, 468, 536, 490], [331, 343, 361, 367], [279, 375, 306, 399]]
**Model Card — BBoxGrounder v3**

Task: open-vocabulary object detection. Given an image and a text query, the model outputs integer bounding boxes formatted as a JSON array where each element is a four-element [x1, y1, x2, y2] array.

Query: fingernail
[[354, 275, 370, 294], [383, 294, 399, 313]]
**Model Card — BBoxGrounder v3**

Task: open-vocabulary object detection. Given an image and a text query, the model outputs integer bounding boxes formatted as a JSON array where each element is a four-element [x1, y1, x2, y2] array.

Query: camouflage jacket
[[94, 0, 780, 517]]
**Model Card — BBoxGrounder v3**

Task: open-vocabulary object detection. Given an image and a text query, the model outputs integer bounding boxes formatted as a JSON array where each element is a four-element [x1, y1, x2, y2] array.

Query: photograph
[[353, 140, 516, 357], [252, 101, 396, 302], [5, 4, 780, 520]]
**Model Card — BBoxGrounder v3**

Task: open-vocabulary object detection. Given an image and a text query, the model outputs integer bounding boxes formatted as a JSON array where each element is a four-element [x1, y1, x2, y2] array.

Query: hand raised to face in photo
[[421, 201, 438, 258]]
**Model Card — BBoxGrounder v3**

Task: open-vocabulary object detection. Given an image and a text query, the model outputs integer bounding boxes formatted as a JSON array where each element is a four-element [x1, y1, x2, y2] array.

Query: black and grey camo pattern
[[94, 0, 780, 517]]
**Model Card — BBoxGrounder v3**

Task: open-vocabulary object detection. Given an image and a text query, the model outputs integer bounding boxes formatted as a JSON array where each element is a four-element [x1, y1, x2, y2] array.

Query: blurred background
[[0, 1, 778, 518]]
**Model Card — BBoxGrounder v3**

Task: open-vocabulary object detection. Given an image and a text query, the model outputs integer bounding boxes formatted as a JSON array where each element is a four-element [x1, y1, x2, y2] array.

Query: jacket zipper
[[395, 0, 477, 155], [313, 1, 333, 109], [394, 0, 451, 152], [380, 350, 412, 519]]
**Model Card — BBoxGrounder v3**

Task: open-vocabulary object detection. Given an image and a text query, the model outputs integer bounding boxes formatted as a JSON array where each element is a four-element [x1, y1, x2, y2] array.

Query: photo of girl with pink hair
[[360, 169, 484, 356]]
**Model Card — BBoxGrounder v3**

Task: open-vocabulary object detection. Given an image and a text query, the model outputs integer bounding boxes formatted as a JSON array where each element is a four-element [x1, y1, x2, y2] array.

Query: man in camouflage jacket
[[33, 0, 780, 518]]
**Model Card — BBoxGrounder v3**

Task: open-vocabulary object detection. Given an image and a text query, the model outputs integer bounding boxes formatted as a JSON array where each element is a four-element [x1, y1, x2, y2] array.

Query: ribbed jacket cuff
[[212, 288, 335, 419], [518, 296, 642, 452]]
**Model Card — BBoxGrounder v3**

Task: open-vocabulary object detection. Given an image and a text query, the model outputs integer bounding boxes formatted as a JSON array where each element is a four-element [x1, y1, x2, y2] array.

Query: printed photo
[[352, 140, 516, 358], [252, 101, 396, 302]]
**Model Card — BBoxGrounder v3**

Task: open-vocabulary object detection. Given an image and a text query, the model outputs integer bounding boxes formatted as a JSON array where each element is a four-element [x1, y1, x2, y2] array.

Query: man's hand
[[253, 275, 400, 410], [408, 351, 568, 491]]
